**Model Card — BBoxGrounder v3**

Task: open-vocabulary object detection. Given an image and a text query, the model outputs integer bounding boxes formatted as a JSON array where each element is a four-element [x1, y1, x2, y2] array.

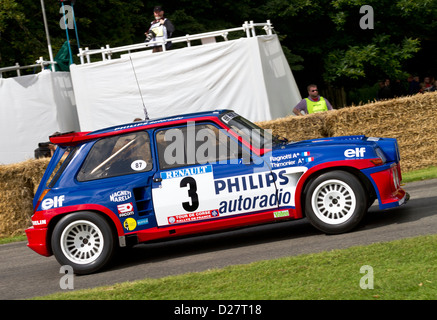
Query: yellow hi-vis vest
[[305, 97, 328, 114]]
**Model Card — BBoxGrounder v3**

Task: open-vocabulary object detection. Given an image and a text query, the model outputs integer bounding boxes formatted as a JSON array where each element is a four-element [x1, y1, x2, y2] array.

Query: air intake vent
[[133, 186, 153, 216]]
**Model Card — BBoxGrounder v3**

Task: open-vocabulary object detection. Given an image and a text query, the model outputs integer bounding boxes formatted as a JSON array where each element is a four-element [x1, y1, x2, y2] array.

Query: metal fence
[[77, 20, 274, 64], [1, 20, 273, 77], [0, 58, 56, 79]]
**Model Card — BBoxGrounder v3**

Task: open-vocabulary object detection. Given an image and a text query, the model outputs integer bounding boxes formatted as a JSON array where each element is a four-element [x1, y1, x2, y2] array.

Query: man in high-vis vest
[[145, 6, 175, 53], [293, 84, 333, 115]]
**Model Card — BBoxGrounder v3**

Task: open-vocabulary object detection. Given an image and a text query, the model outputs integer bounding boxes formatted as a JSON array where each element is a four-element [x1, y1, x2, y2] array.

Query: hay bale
[[257, 112, 328, 142], [258, 92, 437, 172], [0, 158, 50, 237]]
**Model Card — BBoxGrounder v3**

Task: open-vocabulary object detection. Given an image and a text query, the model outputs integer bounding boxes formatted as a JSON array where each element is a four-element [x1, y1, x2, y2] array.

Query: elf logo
[[344, 147, 366, 158], [41, 195, 65, 210]]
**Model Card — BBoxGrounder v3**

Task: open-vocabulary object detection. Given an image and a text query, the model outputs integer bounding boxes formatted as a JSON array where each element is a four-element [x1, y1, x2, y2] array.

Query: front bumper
[[25, 226, 51, 257]]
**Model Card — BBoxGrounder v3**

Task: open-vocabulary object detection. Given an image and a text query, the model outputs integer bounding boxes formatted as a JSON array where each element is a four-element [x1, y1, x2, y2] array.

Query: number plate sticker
[[152, 165, 218, 226]]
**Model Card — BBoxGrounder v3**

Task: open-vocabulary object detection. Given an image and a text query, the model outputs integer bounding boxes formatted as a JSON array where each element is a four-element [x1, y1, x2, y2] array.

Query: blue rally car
[[26, 110, 409, 274]]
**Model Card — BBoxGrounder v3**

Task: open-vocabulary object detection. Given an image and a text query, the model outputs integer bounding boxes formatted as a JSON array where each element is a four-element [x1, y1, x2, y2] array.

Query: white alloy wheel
[[60, 220, 104, 265], [311, 179, 356, 225]]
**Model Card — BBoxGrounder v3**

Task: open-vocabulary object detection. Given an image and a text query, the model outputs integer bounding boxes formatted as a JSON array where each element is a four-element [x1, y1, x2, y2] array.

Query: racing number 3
[[180, 177, 199, 212]]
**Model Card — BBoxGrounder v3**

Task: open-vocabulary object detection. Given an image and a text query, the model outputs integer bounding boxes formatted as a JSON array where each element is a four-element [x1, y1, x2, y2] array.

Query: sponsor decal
[[32, 219, 47, 226], [110, 190, 132, 202], [168, 209, 219, 224], [214, 170, 289, 194], [269, 152, 314, 168], [218, 189, 292, 214], [273, 210, 289, 218], [117, 202, 135, 217], [161, 165, 212, 180], [344, 147, 366, 158], [138, 218, 149, 226], [123, 217, 137, 231], [221, 112, 238, 123], [41, 195, 65, 210], [153, 166, 305, 227], [214, 169, 293, 214]]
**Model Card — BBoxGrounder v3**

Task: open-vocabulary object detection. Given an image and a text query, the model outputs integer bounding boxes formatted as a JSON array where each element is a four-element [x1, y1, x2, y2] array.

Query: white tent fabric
[[0, 71, 79, 164], [70, 35, 301, 131]]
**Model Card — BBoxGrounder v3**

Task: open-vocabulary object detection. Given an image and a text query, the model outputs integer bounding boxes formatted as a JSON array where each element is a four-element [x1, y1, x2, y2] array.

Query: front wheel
[[304, 171, 368, 234], [51, 212, 115, 274]]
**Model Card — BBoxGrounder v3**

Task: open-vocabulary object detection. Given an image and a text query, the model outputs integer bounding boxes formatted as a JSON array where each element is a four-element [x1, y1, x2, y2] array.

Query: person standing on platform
[[145, 5, 175, 53]]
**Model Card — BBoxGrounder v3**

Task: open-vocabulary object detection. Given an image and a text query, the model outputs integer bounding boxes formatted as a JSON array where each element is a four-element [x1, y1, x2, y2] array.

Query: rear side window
[[77, 131, 153, 181]]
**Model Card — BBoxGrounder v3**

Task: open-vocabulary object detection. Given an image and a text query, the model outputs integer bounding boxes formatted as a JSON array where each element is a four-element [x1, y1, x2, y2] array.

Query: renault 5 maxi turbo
[[26, 110, 409, 274]]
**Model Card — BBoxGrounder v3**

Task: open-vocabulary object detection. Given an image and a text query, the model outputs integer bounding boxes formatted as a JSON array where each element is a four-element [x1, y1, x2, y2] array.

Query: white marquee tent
[[0, 71, 79, 164], [0, 23, 301, 165]]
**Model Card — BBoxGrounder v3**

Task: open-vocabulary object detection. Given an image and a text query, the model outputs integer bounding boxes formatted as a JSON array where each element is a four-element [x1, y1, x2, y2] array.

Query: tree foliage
[[1, 0, 436, 91]]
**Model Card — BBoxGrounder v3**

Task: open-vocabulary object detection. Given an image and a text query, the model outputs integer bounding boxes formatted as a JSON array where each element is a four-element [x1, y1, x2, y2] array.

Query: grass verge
[[36, 234, 436, 300], [402, 166, 437, 183]]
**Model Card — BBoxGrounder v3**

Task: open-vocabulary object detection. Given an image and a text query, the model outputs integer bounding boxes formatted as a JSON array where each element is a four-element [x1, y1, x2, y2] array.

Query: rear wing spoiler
[[49, 131, 92, 146]]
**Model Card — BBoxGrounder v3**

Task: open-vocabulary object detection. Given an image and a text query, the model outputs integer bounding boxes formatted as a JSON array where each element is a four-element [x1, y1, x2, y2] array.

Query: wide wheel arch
[[298, 166, 376, 219], [50, 211, 119, 274], [45, 209, 121, 257]]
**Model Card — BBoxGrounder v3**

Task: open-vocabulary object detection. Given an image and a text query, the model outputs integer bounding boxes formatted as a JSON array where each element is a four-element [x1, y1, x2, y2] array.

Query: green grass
[[0, 235, 27, 245], [402, 166, 437, 183], [36, 235, 437, 300]]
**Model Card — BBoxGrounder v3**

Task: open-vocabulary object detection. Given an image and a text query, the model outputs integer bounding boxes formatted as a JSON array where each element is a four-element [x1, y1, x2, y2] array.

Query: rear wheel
[[304, 171, 368, 234], [51, 212, 115, 274]]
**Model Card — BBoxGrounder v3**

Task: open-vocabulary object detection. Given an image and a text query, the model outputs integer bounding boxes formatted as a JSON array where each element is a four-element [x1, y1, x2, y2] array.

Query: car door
[[151, 122, 279, 227], [76, 130, 158, 231]]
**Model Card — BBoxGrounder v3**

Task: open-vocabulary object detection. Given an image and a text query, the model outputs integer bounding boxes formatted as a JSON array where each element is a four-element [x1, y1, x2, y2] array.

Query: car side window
[[77, 131, 153, 181], [156, 123, 244, 170]]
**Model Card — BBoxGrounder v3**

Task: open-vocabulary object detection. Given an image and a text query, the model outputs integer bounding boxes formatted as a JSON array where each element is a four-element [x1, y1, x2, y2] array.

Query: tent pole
[[40, 0, 55, 71]]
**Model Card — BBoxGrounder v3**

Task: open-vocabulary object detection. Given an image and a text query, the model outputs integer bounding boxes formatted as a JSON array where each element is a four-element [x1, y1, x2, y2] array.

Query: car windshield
[[220, 112, 286, 149]]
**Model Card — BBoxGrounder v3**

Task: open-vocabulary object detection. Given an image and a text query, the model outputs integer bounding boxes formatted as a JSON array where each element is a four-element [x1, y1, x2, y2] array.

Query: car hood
[[265, 135, 400, 168]]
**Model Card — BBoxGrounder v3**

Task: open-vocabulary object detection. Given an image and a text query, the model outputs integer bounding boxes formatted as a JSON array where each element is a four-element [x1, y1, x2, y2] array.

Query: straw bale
[[257, 112, 328, 142], [0, 158, 50, 237], [258, 91, 437, 172]]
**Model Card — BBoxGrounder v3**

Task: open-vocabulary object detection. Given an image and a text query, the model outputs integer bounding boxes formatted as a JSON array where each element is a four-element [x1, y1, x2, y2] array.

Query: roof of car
[[50, 109, 232, 146]]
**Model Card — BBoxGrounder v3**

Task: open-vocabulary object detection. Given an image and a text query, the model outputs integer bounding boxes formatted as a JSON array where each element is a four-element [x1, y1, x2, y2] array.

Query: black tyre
[[304, 171, 368, 234], [51, 212, 115, 274]]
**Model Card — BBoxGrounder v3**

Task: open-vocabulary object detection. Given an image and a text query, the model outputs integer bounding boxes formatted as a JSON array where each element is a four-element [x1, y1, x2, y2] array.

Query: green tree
[[1, 0, 435, 97], [262, 0, 435, 89], [0, 0, 145, 68]]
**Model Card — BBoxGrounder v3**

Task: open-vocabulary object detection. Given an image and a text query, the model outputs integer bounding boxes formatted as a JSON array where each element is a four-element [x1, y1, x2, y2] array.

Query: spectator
[[391, 79, 405, 97], [377, 79, 393, 100], [293, 84, 333, 115], [145, 5, 175, 53], [422, 76, 433, 92], [408, 75, 421, 95]]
